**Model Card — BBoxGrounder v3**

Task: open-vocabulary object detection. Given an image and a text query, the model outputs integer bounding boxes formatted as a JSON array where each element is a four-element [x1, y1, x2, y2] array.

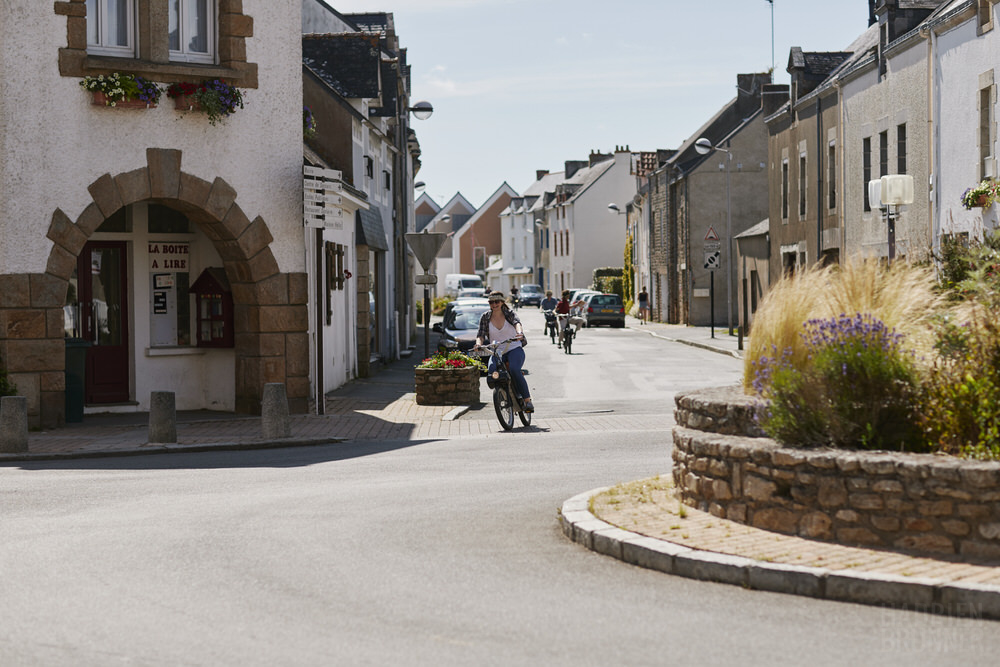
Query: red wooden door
[[78, 242, 130, 404]]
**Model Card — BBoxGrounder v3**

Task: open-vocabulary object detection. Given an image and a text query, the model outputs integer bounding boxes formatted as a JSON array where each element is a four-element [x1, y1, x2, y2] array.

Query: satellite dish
[[632, 194, 642, 207]]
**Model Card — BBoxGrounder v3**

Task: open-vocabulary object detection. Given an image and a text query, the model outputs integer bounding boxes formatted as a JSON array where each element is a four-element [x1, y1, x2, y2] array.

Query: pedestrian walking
[[638, 287, 649, 325]]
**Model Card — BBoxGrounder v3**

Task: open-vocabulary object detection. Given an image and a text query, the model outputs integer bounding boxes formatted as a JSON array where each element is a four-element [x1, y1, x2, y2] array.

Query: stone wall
[[414, 367, 479, 406], [673, 385, 1000, 560]]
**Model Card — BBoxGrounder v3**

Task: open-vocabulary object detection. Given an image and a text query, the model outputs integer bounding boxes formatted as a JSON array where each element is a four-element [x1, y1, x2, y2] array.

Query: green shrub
[[752, 313, 923, 451]]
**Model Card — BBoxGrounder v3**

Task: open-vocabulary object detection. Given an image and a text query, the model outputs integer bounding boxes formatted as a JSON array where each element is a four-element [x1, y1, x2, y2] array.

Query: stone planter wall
[[673, 385, 1000, 561], [414, 366, 480, 406]]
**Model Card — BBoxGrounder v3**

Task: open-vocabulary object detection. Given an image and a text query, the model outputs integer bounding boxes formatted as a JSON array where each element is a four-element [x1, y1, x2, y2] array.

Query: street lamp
[[694, 137, 735, 340], [408, 101, 433, 120], [607, 203, 625, 214]]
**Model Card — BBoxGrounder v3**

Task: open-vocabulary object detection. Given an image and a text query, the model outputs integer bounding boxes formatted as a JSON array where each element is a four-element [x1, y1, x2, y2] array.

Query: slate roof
[[356, 207, 388, 250], [788, 49, 854, 77], [303, 33, 381, 99]]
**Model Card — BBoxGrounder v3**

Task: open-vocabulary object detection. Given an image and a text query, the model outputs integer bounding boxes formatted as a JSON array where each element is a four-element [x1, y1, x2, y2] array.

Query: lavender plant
[[753, 313, 923, 450]]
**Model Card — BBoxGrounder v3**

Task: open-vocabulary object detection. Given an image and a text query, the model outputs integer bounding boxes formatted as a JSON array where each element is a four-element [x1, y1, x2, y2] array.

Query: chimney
[[762, 83, 790, 117], [588, 150, 612, 167], [565, 160, 588, 178], [536, 169, 549, 181]]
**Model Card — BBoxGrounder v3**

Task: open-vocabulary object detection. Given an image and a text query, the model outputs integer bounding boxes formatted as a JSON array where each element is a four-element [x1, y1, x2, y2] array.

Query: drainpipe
[[833, 76, 846, 256], [816, 96, 824, 264], [920, 21, 937, 255]]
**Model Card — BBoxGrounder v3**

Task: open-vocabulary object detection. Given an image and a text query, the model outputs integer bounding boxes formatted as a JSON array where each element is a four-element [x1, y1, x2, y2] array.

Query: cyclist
[[555, 290, 573, 348], [475, 291, 532, 412], [539, 289, 558, 312], [510, 285, 520, 310]]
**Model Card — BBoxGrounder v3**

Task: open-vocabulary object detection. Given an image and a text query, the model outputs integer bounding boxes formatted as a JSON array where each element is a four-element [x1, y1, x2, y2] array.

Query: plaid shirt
[[477, 306, 522, 344]]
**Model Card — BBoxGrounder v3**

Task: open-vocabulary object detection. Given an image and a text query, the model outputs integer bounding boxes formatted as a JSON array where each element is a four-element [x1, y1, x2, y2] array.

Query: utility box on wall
[[191, 268, 234, 348]]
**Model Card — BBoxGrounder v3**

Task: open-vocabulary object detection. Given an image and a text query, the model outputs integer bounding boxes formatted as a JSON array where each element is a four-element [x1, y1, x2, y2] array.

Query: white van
[[444, 273, 484, 297]]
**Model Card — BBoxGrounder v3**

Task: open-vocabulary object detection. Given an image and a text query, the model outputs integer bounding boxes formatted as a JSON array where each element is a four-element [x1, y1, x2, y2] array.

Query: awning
[[356, 208, 388, 251], [502, 266, 532, 275]]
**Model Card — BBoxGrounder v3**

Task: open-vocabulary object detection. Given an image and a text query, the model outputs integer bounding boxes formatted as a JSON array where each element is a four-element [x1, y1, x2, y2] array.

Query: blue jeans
[[489, 346, 529, 400]]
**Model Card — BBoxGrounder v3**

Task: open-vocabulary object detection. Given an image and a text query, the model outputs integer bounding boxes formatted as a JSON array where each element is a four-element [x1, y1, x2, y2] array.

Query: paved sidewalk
[[625, 315, 745, 359]]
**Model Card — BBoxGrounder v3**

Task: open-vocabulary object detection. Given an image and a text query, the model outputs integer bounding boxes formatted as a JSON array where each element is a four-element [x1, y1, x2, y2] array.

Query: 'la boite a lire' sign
[[149, 243, 189, 271]]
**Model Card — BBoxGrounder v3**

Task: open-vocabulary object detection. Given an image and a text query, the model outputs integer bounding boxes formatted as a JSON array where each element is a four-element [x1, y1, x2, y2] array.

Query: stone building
[[653, 73, 772, 327], [0, 1, 310, 427]]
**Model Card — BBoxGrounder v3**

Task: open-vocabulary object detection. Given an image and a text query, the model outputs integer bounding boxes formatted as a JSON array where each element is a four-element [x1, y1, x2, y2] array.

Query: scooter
[[475, 337, 531, 431]]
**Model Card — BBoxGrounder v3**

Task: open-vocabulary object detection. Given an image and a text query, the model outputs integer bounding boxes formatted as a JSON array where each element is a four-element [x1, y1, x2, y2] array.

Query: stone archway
[[14, 147, 309, 427]]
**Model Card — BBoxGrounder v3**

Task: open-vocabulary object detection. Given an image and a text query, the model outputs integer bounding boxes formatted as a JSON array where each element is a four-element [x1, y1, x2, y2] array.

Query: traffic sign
[[704, 251, 720, 270], [704, 226, 721, 242]]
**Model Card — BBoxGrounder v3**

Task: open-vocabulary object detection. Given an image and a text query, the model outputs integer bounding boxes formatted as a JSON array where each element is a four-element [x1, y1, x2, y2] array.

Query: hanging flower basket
[[961, 180, 999, 209]]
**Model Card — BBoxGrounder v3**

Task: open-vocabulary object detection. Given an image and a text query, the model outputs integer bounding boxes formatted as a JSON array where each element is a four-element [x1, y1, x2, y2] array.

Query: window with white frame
[[86, 0, 135, 57], [169, 0, 215, 64]]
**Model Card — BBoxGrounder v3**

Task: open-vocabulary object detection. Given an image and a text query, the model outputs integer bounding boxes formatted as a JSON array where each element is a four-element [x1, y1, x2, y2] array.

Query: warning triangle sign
[[705, 226, 721, 242]]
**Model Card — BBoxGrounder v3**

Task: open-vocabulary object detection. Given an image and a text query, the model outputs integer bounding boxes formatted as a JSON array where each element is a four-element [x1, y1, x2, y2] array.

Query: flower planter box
[[91, 92, 155, 109], [974, 193, 990, 207], [172, 95, 202, 111], [414, 366, 480, 405]]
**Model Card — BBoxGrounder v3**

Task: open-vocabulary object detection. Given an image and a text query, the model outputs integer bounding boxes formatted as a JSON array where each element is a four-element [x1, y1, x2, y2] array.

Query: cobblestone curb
[[560, 487, 1000, 620]]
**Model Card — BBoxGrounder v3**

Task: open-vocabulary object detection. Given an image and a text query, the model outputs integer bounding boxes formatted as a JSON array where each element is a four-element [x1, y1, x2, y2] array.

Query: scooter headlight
[[491, 371, 500, 380]]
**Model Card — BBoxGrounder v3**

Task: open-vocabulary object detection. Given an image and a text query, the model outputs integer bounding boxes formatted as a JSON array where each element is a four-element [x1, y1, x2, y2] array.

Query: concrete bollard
[[149, 391, 177, 444], [261, 383, 290, 439], [0, 396, 28, 453]]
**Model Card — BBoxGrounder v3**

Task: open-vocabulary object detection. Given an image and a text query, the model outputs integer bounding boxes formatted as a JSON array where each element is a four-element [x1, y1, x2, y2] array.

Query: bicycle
[[557, 313, 573, 354], [474, 337, 531, 431], [542, 309, 558, 344]]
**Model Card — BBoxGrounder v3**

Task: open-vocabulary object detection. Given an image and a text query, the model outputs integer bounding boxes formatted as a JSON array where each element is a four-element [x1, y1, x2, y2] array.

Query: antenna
[[766, 0, 775, 73]]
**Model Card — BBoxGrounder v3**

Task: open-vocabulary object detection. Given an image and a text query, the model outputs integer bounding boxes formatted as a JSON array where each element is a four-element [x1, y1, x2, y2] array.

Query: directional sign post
[[405, 231, 447, 359]]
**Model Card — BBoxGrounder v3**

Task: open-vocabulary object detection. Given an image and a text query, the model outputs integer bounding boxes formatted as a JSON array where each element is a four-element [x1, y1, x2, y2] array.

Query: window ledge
[[60, 51, 258, 88], [145, 346, 207, 357]]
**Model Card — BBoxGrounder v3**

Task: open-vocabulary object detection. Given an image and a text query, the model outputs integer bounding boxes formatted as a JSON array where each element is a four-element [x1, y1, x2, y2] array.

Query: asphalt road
[[1, 311, 998, 665]]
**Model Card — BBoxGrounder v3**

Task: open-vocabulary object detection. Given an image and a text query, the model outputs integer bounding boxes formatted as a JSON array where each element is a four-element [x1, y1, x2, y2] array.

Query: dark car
[[518, 284, 543, 307], [433, 303, 490, 353], [582, 293, 625, 327]]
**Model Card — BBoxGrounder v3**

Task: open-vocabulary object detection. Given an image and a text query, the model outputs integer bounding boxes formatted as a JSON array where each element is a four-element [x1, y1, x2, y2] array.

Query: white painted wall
[[0, 1, 304, 412], [571, 152, 634, 288], [0, 1, 305, 276], [934, 12, 1000, 243]]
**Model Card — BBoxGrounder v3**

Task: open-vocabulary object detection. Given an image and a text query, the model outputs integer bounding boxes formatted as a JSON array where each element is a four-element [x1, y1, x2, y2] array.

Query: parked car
[[433, 302, 490, 353], [518, 284, 543, 307], [581, 293, 625, 327], [438, 297, 488, 328], [567, 288, 600, 316]]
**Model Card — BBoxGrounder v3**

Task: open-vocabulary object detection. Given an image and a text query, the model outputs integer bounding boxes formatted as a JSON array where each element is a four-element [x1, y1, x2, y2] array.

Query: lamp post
[[694, 137, 734, 340]]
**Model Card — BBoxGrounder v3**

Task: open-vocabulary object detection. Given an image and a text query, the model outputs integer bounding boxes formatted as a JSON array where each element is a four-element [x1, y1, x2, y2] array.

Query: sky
[[322, 0, 871, 208]]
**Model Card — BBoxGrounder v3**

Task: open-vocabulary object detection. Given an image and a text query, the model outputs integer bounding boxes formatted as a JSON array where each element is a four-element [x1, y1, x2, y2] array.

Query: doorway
[[73, 241, 131, 404]]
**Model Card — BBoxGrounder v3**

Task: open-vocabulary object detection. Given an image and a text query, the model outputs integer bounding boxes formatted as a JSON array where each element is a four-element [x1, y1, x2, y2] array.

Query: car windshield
[[450, 308, 488, 330], [460, 278, 483, 289], [590, 295, 621, 306], [520, 285, 541, 294]]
